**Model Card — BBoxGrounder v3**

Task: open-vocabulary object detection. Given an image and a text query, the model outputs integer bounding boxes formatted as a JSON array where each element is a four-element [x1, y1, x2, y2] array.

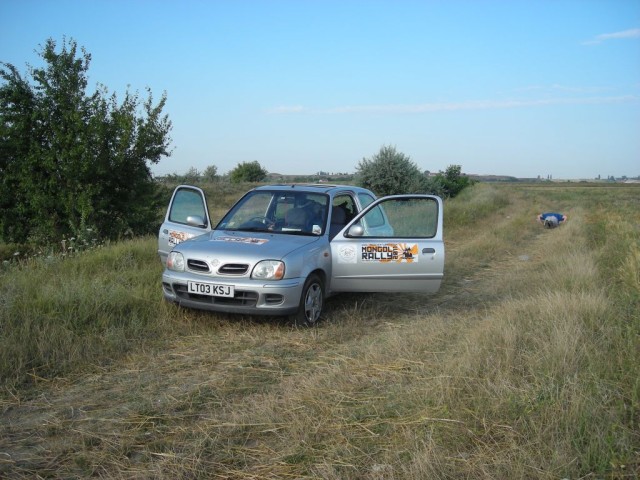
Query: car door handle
[[422, 248, 435, 254]]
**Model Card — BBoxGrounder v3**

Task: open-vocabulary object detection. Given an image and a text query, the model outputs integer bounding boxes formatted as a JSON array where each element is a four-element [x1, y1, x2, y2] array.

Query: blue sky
[[1, 0, 639, 179]]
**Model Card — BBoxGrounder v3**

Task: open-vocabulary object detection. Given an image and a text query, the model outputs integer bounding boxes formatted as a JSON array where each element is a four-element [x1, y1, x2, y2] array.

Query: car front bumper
[[162, 270, 303, 316]]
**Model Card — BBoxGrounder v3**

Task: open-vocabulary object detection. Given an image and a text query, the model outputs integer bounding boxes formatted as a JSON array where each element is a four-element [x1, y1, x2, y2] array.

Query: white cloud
[[513, 84, 611, 94], [583, 28, 640, 45], [270, 96, 639, 115]]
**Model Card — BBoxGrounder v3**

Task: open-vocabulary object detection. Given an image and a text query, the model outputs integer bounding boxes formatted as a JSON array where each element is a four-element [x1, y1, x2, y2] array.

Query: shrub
[[229, 161, 268, 183], [356, 145, 426, 196], [0, 38, 171, 244]]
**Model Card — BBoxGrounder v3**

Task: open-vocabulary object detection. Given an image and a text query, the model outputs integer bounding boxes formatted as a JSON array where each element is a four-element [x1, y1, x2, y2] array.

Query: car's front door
[[158, 185, 212, 264], [329, 195, 444, 293]]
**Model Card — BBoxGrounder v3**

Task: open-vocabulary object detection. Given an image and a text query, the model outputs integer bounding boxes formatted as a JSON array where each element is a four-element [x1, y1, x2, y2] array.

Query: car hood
[[175, 230, 322, 262]]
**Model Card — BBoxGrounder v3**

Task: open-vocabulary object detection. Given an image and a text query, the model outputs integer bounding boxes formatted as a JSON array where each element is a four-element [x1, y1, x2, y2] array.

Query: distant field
[[1, 183, 638, 478]]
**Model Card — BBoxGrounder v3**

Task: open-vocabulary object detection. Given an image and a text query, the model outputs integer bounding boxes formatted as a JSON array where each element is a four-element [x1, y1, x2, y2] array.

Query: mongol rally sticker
[[168, 230, 194, 247], [361, 243, 419, 263]]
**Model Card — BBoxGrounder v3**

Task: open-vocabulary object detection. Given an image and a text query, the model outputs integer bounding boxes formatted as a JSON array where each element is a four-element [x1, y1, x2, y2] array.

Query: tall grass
[[1, 183, 638, 478], [445, 182, 511, 228], [0, 238, 175, 387], [0, 182, 251, 388]]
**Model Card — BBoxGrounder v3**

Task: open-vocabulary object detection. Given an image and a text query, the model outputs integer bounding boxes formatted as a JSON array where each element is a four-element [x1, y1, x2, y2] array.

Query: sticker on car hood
[[211, 236, 269, 245]]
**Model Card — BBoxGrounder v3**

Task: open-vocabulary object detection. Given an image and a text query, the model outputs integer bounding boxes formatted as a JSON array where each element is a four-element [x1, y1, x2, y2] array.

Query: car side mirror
[[347, 224, 364, 237], [186, 215, 206, 228]]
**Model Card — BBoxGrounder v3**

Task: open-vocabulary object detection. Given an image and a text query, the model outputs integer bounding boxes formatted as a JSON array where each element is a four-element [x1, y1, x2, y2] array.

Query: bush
[[356, 146, 473, 198], [229, 161, 268, 183], [434, 164, 474, 198], [0, 38, 172, 244], [356, 145, 426, 196]]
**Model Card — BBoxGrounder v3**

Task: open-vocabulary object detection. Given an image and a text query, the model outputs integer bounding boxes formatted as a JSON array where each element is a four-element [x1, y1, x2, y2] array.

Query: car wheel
[[292, 273, 324, 326]]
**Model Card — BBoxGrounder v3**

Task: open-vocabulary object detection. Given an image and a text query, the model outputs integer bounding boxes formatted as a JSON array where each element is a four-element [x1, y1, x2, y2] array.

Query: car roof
[[252, 184, 374, 195]]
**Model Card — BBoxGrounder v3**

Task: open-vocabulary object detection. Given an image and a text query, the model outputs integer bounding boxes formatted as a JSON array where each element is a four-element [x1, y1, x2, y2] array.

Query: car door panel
[[158, 185, 212, 264], [330, 195, 444, 293]]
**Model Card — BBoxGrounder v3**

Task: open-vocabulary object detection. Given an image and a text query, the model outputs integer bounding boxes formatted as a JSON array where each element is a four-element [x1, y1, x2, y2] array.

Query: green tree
[[0, 38, 172, 243], [356, 145, 425, 196], [202, 164, 218, 182], [422, 174, 446, 198], [183, 167, 201, 183], [434, 164, 473, 198], [229, 160, 268, 183]]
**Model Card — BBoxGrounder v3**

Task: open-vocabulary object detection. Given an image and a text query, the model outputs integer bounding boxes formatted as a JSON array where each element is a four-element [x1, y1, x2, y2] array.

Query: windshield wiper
[[237, 227, 269, 232]]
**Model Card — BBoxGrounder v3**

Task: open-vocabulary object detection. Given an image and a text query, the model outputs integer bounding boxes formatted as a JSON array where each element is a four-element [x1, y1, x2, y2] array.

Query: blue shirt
[[540, 212, 564, 222]]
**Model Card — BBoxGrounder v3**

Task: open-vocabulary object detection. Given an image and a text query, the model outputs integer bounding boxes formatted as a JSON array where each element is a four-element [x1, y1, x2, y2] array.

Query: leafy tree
[[433, 164, 474, 198], [202, 164, 218, 182], [356, 146, 473, 198], [0, 38, 172, 243], [183, 167, 201, 183], [422, 174, 446, 198], [356, 145, 426, 196], [229, 160, 268, 183]]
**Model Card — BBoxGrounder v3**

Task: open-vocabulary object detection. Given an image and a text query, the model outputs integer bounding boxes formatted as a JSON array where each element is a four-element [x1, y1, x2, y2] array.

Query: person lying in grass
[[537, 212, 567, 228]]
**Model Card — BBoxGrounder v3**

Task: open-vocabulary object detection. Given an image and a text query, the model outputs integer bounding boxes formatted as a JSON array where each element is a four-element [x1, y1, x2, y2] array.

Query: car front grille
[[187, 259, 210, 273], [218, 263, 249, 275], [185, 259, 250, 276]]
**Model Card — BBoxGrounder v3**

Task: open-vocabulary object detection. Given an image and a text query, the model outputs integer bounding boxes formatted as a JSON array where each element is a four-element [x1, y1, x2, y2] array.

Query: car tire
[[291, 273, 324, 326]]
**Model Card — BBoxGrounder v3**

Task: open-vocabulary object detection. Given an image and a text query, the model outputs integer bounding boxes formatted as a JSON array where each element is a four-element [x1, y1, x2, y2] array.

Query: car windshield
[[216, 190, 329, 236]]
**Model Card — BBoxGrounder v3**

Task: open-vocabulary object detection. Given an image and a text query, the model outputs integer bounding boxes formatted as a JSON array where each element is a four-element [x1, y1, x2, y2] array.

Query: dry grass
[[1, 182, 638, 478]]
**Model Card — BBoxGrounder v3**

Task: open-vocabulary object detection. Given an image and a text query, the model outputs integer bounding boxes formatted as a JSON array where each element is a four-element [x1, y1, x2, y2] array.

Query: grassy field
[[1, 182, 638, 478]]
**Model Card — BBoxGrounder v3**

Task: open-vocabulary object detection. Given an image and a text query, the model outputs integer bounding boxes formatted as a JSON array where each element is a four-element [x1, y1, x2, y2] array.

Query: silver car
[[159, 184, 444, 324]]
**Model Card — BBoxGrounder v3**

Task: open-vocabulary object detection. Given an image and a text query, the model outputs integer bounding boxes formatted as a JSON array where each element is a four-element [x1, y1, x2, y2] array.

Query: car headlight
[[167, 251, 185, 271], [251, 260, 285, 280]]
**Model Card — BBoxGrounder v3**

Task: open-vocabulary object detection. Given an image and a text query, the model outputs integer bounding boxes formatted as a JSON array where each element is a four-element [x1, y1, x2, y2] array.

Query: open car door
[[158, 185, 212, 264], [330, 195, 444, 293]]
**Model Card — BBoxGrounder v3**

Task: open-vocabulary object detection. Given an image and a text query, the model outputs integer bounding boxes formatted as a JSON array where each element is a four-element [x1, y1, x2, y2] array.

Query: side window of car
[[333, 194, 356, 222], [359, 197, 439, 238], [329, 194, 357, 240], [169, 188, 207, 225], [357, 193, 375, 209], [356, 193, 386, 229]]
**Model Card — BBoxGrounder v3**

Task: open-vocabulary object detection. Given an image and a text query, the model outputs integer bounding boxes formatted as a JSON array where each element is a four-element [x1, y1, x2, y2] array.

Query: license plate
[[187, 281, 235, 297]]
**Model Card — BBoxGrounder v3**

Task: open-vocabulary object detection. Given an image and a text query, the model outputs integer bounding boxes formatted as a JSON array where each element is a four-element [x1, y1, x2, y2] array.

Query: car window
[[218, 190, 329, 235], [169, 188, 207, 225], [362, 204, 385, 228], [333, 194, 357, 221], [235, 193, 272, 225], [358, 197, 439, 238], [217, 191, 273, 229], [356, 192, 386, 229], [357, 192, 375, 208]]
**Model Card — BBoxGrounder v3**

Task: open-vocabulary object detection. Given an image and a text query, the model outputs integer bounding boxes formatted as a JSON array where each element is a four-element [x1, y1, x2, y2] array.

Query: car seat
[[329, 206, 347, 240], [285, 207, 308, 230]]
